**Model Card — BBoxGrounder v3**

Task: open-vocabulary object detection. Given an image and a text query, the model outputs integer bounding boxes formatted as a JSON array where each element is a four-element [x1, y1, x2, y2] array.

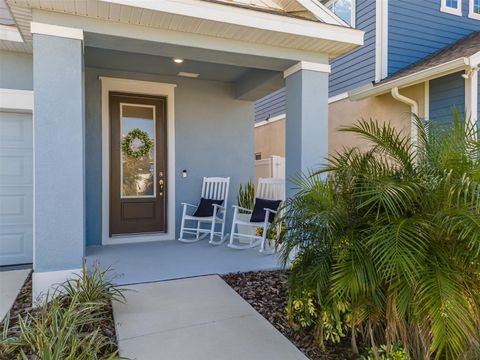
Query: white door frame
[[100, 77, 176, 245]]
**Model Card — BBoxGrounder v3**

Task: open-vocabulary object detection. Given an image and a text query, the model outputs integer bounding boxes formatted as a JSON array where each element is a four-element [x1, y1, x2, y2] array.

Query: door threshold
[[111, 231, 167, 238], [104, 232, 173, 245]]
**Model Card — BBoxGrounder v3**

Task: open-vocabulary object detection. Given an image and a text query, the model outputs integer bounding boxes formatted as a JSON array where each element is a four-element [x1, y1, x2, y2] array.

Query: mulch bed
[[222, 270, 356, 360], [0, 272, 118, 359]]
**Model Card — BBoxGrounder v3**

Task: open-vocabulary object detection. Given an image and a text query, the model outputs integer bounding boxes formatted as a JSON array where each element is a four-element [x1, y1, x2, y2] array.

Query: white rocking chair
[[178, 177, 230, 245], [228, 178, 285, 253]]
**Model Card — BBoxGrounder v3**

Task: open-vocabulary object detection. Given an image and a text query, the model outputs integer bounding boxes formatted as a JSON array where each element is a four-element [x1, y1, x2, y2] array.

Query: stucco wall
[[254, 118, 285, 158], [329, 84, 425, 155], [33, 34, 85, 272], [254, 84, 426, 161], [0, 50, 33, 90], [85, 68, 254, 246]]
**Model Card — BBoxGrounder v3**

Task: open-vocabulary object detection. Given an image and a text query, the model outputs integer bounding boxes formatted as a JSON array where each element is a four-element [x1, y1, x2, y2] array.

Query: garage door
[[0, 111, 33, 266]]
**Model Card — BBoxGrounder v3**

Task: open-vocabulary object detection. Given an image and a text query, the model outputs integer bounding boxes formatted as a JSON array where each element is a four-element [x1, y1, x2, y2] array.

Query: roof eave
[[0, 24, 22, 42], [100, 0, 364, 47], [349, 57, 471, 101]]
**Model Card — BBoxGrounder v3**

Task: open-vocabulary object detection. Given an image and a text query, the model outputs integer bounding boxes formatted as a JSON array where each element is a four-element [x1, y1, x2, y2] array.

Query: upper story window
[[441, 0, 462, 16], [469, 0, 480, 19], [325, 0, 355, 27]]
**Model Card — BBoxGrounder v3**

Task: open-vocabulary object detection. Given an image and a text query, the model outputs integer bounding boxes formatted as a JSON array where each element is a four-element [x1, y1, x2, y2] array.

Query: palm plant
[[280, 110, 480, 359]]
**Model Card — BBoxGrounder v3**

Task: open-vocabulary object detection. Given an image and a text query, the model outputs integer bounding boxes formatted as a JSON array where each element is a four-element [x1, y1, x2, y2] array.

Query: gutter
[[391, 87, 418, 146], [349, 57, 470, 101]]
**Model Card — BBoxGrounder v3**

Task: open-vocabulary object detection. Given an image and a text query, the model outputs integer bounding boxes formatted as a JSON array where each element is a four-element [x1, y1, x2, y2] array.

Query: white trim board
[[283, 61, 331, 78], [0, 88, 33, 112], [255, 114, 285, 128], [375, 0, 388, 82], [30, 22, 83, 40], [100, 77, 176, 245], [254, 91, 350, 128], [465, 68, 478, 126], [440, 0, 462, 16], [468, 0, 480, 20], [328, 92, 349, 104], [32, 268, 81, 303], [297, 0, 349, 26], [0, 24, 23, 42]]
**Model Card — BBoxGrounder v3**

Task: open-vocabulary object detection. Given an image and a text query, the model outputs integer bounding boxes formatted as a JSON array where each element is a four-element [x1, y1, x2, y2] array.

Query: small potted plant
[[236, 180, 257, 243]]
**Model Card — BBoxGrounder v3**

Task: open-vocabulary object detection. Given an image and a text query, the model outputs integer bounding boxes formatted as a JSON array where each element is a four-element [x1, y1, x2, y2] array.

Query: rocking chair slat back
[[201, 177, 230, 203], [257, 178, 285, 201]]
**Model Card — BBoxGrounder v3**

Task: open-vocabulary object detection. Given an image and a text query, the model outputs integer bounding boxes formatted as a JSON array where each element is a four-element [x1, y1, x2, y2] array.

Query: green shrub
[[0, 263, 124, 359], [361, 342, 410, 360], [4, 294, 116, 359], [59, 264, 125, 305], [279, 111, 480, 359], [237, 180, 255, 212]]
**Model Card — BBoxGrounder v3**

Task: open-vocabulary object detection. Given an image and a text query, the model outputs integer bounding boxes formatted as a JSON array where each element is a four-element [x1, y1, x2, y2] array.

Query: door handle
[[159, 178, 164, 196]]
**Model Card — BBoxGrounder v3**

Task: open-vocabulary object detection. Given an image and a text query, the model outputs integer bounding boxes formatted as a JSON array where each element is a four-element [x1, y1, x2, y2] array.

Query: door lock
[[159, 178, 164, 196]]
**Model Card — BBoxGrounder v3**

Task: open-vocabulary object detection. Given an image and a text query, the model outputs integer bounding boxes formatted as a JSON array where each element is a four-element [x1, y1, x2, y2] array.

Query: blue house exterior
[[256, 0, 480, 130], [0, 0, 364, 297]]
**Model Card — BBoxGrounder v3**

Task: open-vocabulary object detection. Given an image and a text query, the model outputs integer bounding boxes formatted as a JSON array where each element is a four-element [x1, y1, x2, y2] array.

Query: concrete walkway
[[113, 275, 307, 360], [0, 269, 30, 322]]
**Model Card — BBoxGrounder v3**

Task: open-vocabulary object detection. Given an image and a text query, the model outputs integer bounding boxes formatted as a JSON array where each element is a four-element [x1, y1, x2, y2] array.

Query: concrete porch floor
[[86, 240, 281, 285]]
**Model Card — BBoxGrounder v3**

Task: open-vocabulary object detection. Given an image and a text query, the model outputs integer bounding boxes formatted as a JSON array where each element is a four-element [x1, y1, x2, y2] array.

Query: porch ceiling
[[84, 31, 288, 100], [85, 46, 252, 83]]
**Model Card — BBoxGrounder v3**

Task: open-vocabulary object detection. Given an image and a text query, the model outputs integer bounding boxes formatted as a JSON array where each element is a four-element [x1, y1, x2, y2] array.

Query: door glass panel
[[120, 104, 155, 197]]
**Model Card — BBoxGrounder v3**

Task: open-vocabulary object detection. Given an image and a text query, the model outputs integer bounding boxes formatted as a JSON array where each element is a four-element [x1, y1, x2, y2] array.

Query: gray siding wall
[[429, 72, 465, 122], [85, 68, 254, 246], [388, 0, 479, 76], [329, 0, 376, 96], [255, 88, 285, 122], [0, 50, 33, 90]]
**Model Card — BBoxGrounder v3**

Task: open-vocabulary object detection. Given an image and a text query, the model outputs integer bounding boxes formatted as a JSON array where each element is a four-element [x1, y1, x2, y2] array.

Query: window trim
[[440, 0, 462, 16], [469, 0, 480, 19], [325, 0, 356, 27]]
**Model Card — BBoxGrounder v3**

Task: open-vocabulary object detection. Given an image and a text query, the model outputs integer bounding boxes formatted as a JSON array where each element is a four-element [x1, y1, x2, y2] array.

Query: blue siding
[[388, 0, 479, 76], [255, 88, 286, 122], [429, 72, 465, 123], [255, 0, 376, 118], [329, 0, 376, 95]]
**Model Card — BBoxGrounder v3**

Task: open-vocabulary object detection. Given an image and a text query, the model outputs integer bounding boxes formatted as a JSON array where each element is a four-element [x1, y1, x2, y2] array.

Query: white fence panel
[[254, 156, 285, 185]]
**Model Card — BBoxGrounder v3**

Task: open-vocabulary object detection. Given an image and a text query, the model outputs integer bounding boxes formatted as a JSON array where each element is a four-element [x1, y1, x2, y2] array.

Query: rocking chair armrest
[[264, 208, 277, 214], [232, 205, 253, 213], [181, 202, 198, 209], [212, 203, 225, 212]]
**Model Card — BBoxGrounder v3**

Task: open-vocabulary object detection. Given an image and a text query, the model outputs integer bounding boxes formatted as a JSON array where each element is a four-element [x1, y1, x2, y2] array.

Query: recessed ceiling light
[[173, 58, 184, 64], [178, 72, 200, 78]]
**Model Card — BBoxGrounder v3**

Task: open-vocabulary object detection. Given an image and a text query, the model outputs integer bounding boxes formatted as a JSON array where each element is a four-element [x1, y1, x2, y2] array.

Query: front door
[[110, 92, 167, 235]]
